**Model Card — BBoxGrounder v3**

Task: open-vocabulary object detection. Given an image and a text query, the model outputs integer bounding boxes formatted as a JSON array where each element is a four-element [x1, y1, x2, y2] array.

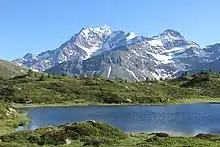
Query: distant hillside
[[0, 59, 26, 79], [1, 71, 219, 105]]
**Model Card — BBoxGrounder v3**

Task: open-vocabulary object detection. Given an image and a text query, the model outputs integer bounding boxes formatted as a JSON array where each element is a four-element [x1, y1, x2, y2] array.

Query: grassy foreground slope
[[0, 101, 28, 135], [0, 59, 26, 79], [1, 71, 220, 105], [1, 121, 220, 147], [1, 72, 220, 146]]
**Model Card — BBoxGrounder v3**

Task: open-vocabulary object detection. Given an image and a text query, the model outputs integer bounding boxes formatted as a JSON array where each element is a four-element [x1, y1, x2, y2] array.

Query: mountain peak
[[13, 53, 37, 67], [160, 29, 184, 39], [79, 25, 112, 37], [125, 32, 137, 40], [14, 26, 215, 81], [100, 24, 110, 30], [23, 53, 38, 62], [23, 53, 35, 59]]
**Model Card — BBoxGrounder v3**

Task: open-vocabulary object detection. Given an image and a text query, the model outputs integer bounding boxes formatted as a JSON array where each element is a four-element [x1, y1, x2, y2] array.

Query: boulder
[[87, 120, 96, 123], [65, 138, 72, 145], [126, 99, 132, 103]]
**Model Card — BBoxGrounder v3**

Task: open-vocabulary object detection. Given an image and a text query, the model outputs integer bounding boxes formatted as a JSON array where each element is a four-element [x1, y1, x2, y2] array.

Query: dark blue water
[[18, 104, 220, 136]]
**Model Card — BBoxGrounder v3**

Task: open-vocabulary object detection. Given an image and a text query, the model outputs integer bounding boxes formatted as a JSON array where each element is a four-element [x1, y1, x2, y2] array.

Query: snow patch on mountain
[[148, 39, 163, 47], [107, 66, 112, 78], [126, 32, 137, 40], [125, 68, 140, 81], [145, 50, 172, 64], [80, 25, 112, 39]]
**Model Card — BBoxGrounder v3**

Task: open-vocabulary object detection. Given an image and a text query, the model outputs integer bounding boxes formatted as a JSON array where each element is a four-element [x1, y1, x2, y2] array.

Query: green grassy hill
[[1, 71, 220, 105], [0, 101, 28, 135], [0, 59, 26, 79], [181, 72, 220, 98]]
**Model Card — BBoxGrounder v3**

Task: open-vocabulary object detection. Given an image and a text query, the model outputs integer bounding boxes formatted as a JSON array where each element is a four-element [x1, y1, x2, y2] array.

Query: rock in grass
[[65, 138, 72, 145], [87, 120, 96, 123]]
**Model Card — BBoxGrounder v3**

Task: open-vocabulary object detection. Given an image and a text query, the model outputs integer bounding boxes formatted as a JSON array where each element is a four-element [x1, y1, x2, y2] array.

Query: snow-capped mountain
[[13, 25, 144, 71], [13, 26, 220, 81]]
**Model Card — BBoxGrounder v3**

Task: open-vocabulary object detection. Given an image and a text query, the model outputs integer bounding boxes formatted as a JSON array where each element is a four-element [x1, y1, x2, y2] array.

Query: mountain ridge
[[13, 26, 220, 81]]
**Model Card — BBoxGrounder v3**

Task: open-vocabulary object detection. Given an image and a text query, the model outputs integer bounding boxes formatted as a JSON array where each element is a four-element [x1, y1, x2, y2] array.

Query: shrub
[[150, 133, 170, 137], [83, 139, 103, 146], [27, 69, 33, 77], [39, 74, 45, 81], [195, 133, 218, 140]]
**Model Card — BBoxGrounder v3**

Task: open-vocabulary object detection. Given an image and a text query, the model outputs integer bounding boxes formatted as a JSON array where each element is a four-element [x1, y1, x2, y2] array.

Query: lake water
[[18, 104, 220, 136]]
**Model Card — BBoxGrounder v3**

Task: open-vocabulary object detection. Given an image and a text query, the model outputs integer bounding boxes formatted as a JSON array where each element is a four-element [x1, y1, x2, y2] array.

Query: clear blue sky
[[1, 0, 220, 60]]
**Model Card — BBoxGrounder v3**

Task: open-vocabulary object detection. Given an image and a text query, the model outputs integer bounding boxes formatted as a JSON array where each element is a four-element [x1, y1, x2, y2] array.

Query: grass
[[1, 65, 220, 105], [1, 121, 220, 147], [0, 59, 26, 79], [11, 101, 173, 108], [176, 97, 220, 104], [12, 97, 220, 108], [0, 113, 29, 136], [0, 101, 29, 136], [0, 73, 205, 105], [135, 134, 220, 147], [1, 71, 220, 107], [0, 121, 127, 146]]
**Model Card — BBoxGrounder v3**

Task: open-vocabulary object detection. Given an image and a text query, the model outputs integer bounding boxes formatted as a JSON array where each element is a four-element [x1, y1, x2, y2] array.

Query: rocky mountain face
[[13, 26, 220, 81]]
